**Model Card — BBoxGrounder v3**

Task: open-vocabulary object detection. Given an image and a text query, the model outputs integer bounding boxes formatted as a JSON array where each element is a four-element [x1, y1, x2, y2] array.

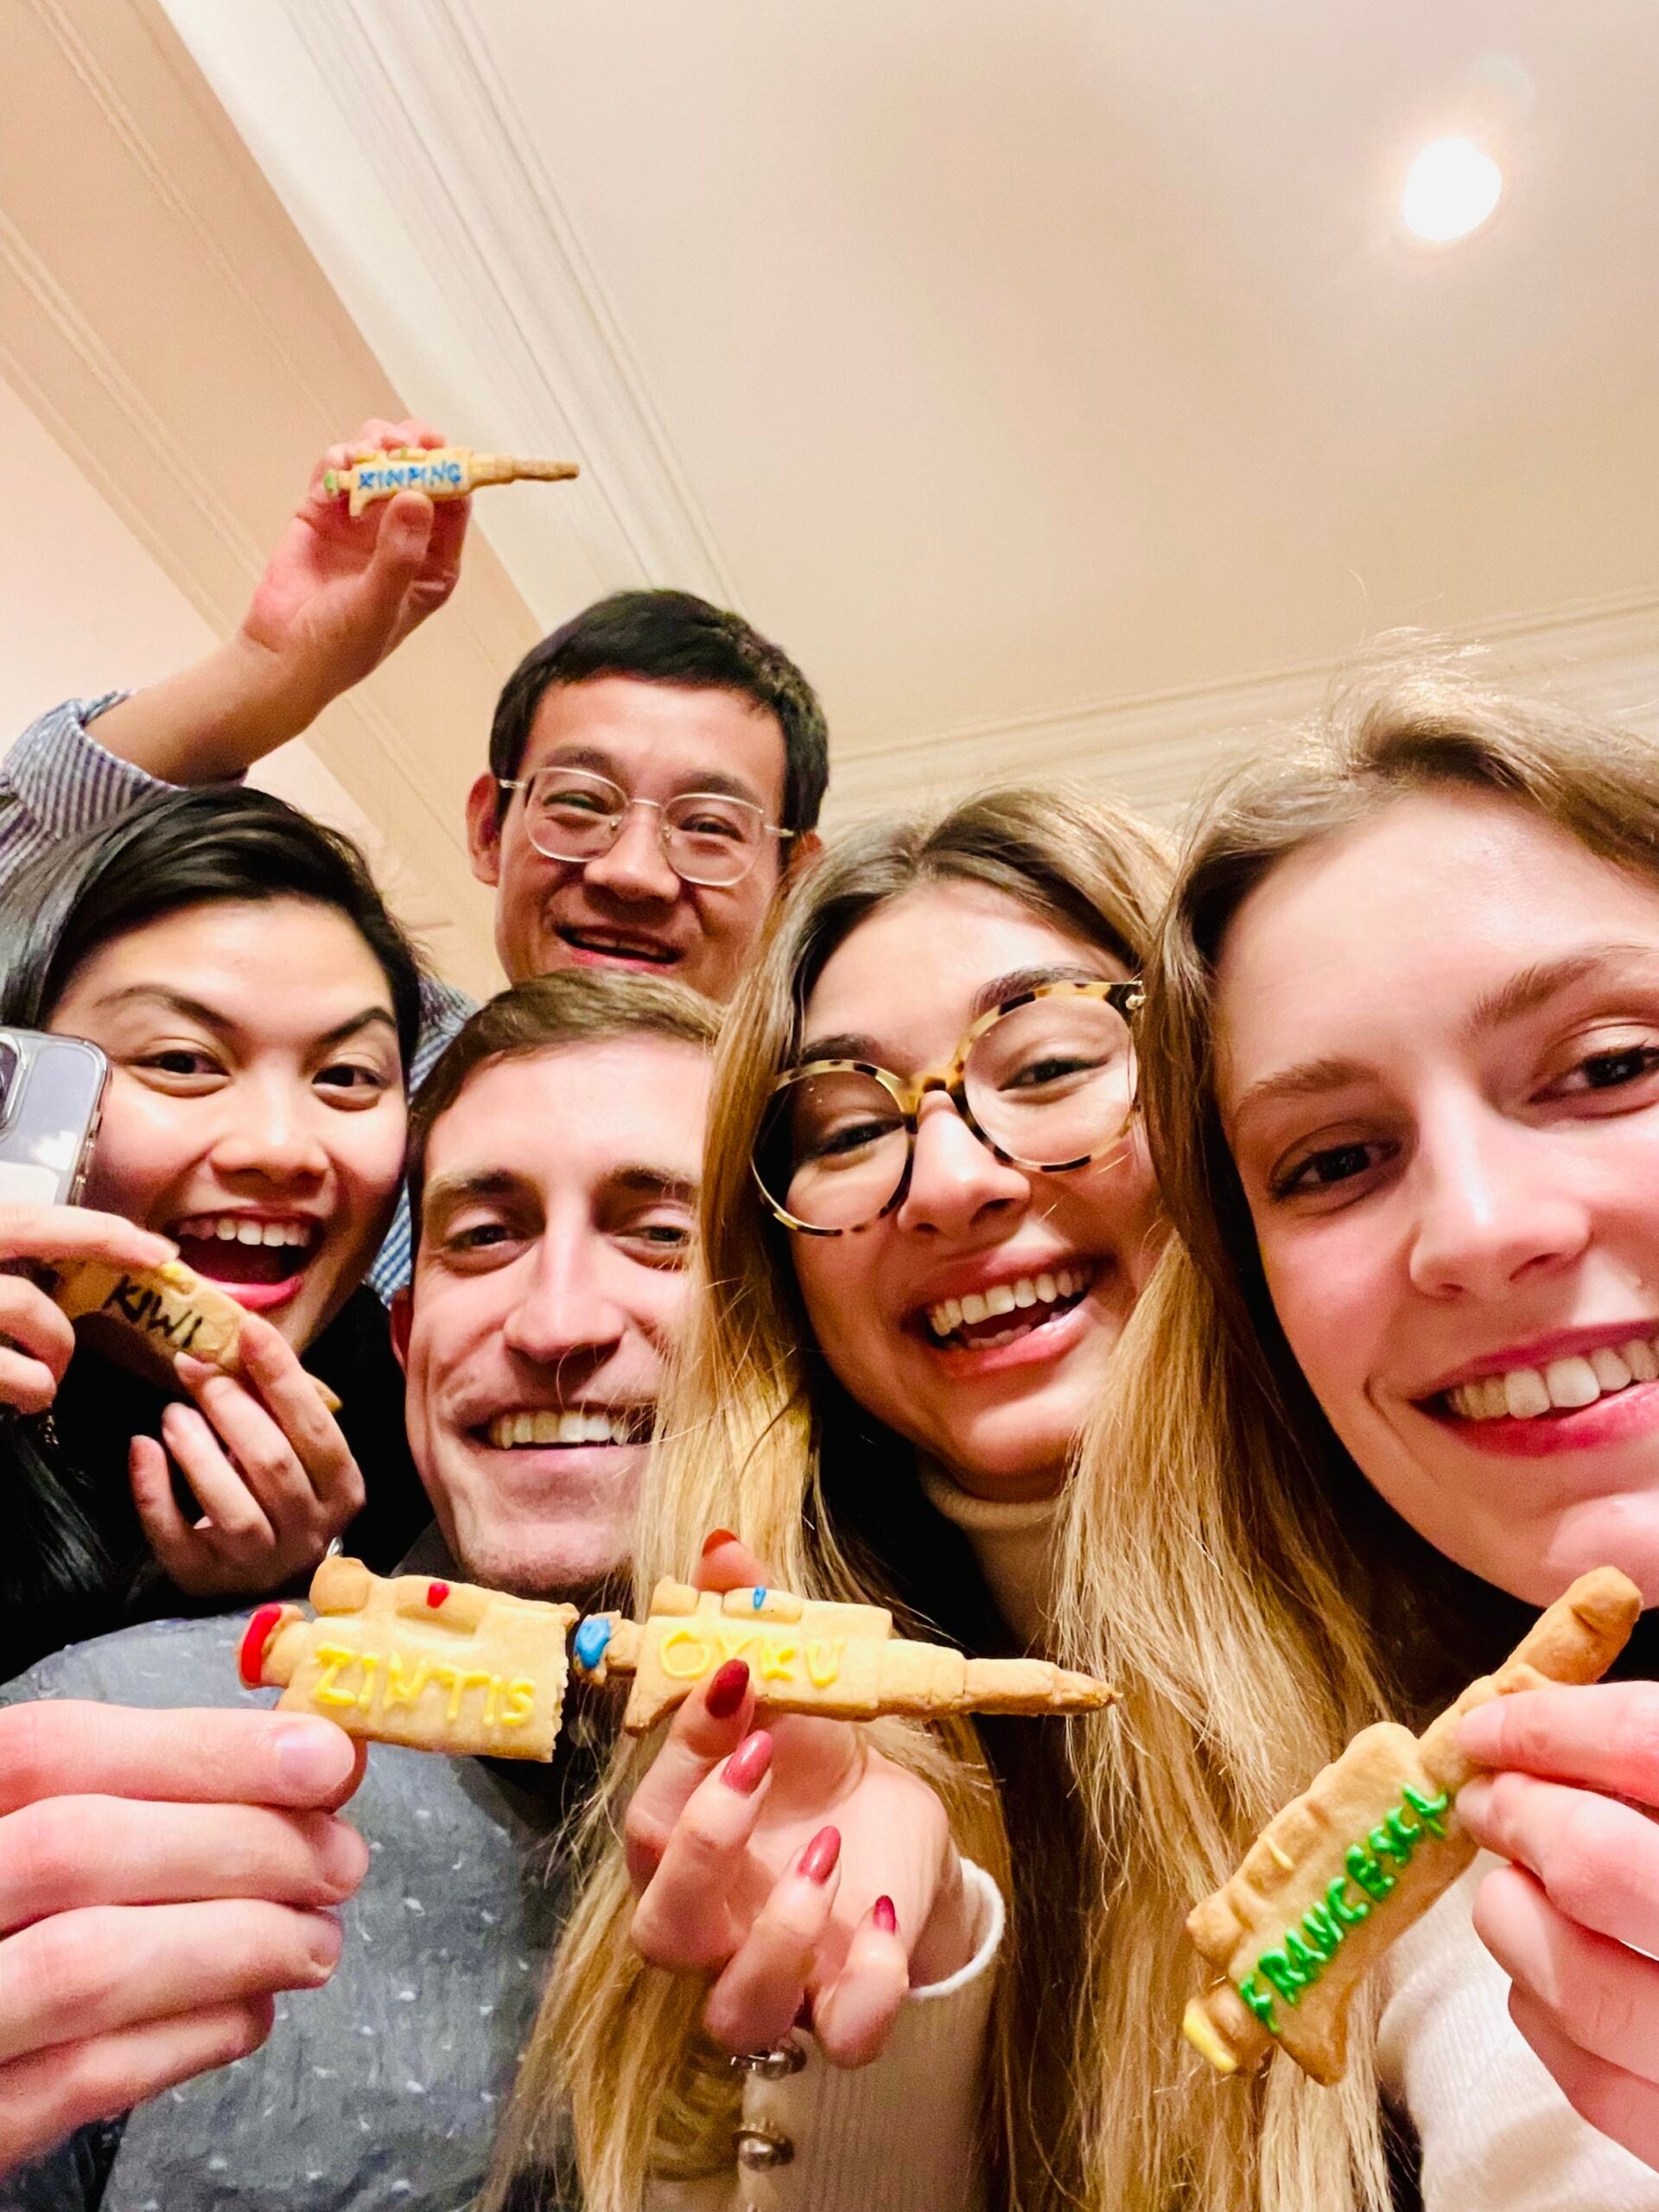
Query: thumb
[[695, 1529, 774, 1596], [354, 493, 435, 623]]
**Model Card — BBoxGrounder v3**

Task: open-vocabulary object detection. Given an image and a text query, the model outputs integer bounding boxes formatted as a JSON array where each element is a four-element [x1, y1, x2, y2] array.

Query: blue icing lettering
[[573, 1616, 613, 1671], [751, 1587, 767, 1611]]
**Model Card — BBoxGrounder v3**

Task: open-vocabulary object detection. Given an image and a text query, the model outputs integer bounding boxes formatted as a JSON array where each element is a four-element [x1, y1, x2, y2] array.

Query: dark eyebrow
[[537, 745, 766, 812], [90, 985, 395, 1051], [1228, 944, 1659, 1130], [797, 965, 1114, 1071], [1465, 945, 1659, 1034], [421, 1168, 529, 1227], [610, 1166, 698, 1204]]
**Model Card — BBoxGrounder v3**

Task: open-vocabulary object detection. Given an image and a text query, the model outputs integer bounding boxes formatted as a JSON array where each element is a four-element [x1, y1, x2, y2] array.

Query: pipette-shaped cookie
[[1181, 1566, 1641, 2086], [570, 1577, 1116, 1733], [323, 445, 579, 517], [52, 1255, 340, 1410], [240, 1555, 577, 1761]]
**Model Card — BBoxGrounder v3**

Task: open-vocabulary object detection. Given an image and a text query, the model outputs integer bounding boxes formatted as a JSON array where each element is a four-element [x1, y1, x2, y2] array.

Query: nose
[[581, 803, 682, 907], [501, 1230, 628, 1376], [1406, 1105, 1591, 1302], [893, 1092, 1031, 1239], [207, 1077, 329, 1186]]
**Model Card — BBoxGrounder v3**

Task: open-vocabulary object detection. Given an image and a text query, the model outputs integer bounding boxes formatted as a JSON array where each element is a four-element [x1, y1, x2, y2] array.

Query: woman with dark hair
[[0, 784, 429, 1676]]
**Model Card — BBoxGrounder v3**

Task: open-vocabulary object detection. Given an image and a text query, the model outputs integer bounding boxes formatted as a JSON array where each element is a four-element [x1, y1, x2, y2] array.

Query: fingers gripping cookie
[[321, 446, 579, 517], [1182, 1567, 1642, 2085], [240, 1556, 578, 1760], [52, 1256, 341, 1411], [572, 1577, 1116, 1732]]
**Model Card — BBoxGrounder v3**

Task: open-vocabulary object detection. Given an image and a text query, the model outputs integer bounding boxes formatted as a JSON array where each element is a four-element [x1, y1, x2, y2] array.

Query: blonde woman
[[486, 787, 1172, 2211], [1058, 669, 1659, 2211]]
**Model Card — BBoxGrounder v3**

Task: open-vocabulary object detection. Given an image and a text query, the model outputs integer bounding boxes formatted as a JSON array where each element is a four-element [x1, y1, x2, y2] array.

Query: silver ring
[[728, 2039, 806, 2081]]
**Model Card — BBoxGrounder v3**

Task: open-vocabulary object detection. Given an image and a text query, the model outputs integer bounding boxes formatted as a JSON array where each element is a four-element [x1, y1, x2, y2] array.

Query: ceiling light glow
[[1402, 137, 1503, 243]]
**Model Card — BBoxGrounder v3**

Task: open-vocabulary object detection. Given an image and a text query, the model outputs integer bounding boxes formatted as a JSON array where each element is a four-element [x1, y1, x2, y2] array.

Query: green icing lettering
[[1282, 1928, 1323, 1980], [1237, 1973, 1278, 2033], [1327, 1874, 1369, 1927], [1403, 1783, 1450, 1838], [1300, 1902, 1341, 1961], [1346, 1841, 1396, 1900], [1257, 1949, 1309, 2006]]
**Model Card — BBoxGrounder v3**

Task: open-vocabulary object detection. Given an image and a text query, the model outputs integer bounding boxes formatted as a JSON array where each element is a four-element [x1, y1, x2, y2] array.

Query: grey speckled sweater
[[0, 1597, 588, 2212]]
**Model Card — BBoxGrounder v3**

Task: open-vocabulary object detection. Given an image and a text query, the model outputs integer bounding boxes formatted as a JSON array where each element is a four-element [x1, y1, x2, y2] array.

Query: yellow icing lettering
[[500, 1678, 536, 1727], [461, 1669, 495, 1721], [356, 1652, 380, 1712], [758, 1639, 799, 1682], [311, 1644, 360, 1710], [384, 1651, 430, 1710], [805, 1640, 844, 1688], [430, 1664, 464, 1721], [660, 1629, 713, 1679], [715, 1626, 760, 1665]]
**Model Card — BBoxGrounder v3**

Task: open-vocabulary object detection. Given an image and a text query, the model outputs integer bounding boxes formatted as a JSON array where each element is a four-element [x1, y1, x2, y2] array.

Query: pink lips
[[1430, 1381, 1659, 1459]]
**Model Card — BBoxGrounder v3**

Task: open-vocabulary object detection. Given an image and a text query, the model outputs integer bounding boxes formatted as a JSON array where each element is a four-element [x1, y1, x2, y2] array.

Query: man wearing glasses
[[0, 420, 827, 1282]]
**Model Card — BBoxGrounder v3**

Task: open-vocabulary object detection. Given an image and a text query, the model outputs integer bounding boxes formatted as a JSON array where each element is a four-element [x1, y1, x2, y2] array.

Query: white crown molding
[[828, 588, 1659, 827], [255, 0, 741, 608]]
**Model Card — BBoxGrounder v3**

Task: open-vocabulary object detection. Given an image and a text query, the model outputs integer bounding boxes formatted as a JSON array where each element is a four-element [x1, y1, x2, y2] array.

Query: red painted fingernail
[[872, 1895, 898, 1935], [705, 1659, 749, 1719], [721, 1731, 772, 1796], [798, 1826, 841, 1885], [702, 1528, 740, 1556]]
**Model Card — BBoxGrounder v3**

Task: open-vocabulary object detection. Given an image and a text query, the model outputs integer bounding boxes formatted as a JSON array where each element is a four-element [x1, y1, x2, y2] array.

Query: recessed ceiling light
[[1402, 137, 1503, 243]]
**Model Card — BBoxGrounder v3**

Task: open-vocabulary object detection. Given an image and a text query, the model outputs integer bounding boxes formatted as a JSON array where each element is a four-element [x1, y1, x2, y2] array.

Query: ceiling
[[155, 0, 1659, 827]]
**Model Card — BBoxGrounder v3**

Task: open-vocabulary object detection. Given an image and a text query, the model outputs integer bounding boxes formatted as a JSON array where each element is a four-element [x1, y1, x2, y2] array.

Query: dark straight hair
[[0, 785, 425, 1677], [487, 588, 830, 838]]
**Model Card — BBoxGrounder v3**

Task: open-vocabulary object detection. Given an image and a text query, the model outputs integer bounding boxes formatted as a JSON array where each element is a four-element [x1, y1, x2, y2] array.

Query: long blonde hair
[[485, 785, 1173, 2212], [1057, 664, 1659, 2212]]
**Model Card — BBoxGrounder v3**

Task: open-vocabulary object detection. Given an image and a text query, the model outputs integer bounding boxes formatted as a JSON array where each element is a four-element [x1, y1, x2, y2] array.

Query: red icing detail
[[238, 1603, 285, 1688], [426, 1580, 450, 1609]]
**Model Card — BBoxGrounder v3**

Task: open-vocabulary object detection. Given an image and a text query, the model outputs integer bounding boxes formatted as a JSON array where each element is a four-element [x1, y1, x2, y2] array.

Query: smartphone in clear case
[[0, 1029, 109, 1207]]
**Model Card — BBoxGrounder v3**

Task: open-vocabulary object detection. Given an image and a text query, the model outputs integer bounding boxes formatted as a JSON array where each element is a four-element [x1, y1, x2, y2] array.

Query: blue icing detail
[[751, 1587, 767, 1611], [574, 1616, 613, 1671]]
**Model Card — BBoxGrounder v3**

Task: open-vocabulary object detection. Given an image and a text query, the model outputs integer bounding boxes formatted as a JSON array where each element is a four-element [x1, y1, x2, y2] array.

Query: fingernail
[[304, 1913, 343, 1981], [872, 1896, 897, 1935], [273, 1721, 355, 1797], [1458, 1705, 1502, 1758], [702, 1529, 739, 1556], [1455, 1776, 1491, 1822], [705, 1660, 749, 1719], [317, 1819, 370, 1897], [721, 1731, 772, 1796], [798, 1826, 841, 1885]]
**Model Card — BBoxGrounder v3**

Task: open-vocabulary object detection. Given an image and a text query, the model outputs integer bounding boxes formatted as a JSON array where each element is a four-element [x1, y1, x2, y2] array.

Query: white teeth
[[1590, 1346, 1634, 1393], [486, 1408, 642, 1450], [216, 1217, 238, 1241], [925, 1264, 1096, 1344], [1447, 1334, 1659, 1422], [176, 1214, 313, 1249]]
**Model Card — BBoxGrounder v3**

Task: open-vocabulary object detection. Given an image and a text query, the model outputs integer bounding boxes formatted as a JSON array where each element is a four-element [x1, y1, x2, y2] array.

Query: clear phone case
[[0, 1030, 110, 1208]]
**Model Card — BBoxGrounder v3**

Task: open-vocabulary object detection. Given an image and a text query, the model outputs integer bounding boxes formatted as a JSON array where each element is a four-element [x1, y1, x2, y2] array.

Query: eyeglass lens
[[521, 766, 764, 887], [755, 993, 1135, 1230]]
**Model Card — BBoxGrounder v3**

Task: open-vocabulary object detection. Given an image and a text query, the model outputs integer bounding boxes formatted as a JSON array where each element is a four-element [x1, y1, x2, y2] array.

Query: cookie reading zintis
[[50, 1255, 340, 1412], [241, 1556, 578, 1761], [1181, 1566, 1641, 2087]]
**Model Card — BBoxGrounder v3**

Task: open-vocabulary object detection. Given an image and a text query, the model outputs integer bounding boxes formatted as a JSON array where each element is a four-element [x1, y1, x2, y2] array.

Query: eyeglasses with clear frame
[[752, 976, 1144, 1235], [497, 766, 794, 889]]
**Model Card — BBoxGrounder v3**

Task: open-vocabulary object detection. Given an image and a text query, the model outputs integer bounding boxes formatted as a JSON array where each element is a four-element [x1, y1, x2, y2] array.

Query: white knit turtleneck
[[916, 1460, 1060, 1648]]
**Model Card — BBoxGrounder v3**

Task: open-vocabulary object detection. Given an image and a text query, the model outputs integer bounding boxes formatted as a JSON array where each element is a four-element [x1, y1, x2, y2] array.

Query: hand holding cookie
[[1452, 1679, 1659, 2173], [623, 1535, 978, 2067], [0, 1205, 175, 1417], [0, 1699, 364, 2176]]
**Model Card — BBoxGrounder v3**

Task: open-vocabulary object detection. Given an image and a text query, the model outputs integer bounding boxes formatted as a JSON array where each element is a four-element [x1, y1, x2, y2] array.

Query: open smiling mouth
[[1434, 1333, 1659, 1424], [172, 1212, 320, 1293], [924, 1263, 1095, 1351], [558, 928, 677, 967], [484, 1407, 656, 1449]]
